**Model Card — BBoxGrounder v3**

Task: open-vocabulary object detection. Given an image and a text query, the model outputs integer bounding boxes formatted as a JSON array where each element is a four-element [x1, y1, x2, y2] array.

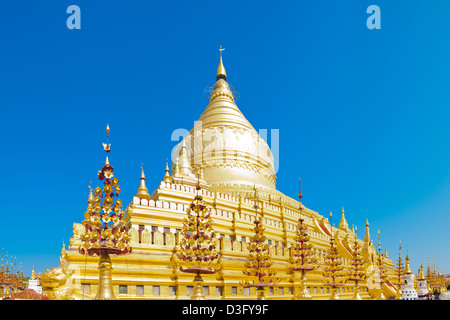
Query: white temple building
[[416, 264, 429, 300], [27, 266, 43, 294], [401, 254, 418, 300]]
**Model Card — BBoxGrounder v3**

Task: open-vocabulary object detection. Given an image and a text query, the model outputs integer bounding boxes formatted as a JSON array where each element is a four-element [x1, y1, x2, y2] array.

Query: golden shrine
[[40, 50, 430, 300]]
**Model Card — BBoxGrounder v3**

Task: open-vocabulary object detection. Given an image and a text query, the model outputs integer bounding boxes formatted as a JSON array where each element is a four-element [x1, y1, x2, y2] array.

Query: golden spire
[[209, 46, 235, 104], [178, 139, 194, 177], [103, 124, 111, 166], [31, 266, 35, 280], [418, 263, 425, 280], [338, 206, 349, 231], [298, 178, 303, 201], [173, 49, 276, 193], [364, 218, 370, 244], [172, 157, 180, 177], [404, 252, 412, 274], [216, 45, 227, 81], [163, 160, 172, 183], [136, 164, 150, 200]]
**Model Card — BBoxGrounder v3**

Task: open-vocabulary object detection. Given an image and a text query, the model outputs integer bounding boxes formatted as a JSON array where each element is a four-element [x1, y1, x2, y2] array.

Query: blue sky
[[0, 0, 449, 277]]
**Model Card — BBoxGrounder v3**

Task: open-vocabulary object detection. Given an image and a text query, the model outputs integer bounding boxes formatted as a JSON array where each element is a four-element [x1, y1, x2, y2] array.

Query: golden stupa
[[41, 50, 400, 300]]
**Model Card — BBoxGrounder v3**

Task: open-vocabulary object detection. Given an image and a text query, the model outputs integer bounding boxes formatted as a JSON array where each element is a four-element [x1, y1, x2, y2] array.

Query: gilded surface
[[45, 54, 406, 300], [41, 257, 76, 300]]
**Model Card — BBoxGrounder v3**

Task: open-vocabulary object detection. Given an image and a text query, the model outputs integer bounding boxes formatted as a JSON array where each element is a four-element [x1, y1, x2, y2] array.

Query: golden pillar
[[352, 282, 363, 300], [191, 274, 206, 300], [95, 252, 116, 300], [256, 287, 266, 300], [297, 270, 312, 300], [330, 286, 340, 300]]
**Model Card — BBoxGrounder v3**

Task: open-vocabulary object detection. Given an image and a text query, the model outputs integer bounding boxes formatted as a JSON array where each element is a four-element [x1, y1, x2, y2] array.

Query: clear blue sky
[[0, 0, 449, 277]]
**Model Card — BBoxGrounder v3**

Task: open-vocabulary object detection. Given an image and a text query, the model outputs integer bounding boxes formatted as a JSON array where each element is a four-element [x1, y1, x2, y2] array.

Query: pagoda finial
[[102, 124, 111, 167], [404, 251, 412, 274], [418, 263, 425, 280], [103, 124, 111, 153], [338, 206, 349, 231], [216, 45, 227, 81], [298, 178, 302, 201], [163, 159, 172, 183], [364, 217, 370, 244], [136, 164, 150, 200], [172, 157, 180, 177], [178, 139, 194, 177]]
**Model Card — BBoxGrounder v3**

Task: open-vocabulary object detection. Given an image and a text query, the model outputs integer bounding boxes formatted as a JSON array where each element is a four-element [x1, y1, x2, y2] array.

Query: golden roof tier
[[171, 49, 277, 195]]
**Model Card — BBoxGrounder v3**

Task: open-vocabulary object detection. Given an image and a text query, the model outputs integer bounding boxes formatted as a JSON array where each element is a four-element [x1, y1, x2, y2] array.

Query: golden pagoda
[[41, 49, 400, 300]]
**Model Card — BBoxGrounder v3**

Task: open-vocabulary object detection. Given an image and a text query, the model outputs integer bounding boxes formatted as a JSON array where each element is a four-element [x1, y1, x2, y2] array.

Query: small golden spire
[[216, 45, 227, 81], [404, 253, 412, 274], [364, 218, 370, 244], [103, 124, 111, 167], [136, 164, 150, 200], [418, 264, 425, 280], [338, 206, 349, 231], [178, 139, 194, 177], [140, 164, 146, 179], [31, 265, 35, 280], [298, 178, 302, 200], [163, 160, 172, 183], [172, 157, 180, 177], [103, 124, 111, 153]]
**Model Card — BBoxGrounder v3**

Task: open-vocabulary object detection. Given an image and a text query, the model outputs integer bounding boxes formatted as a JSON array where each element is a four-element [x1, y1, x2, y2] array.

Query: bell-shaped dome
[[171, 54, 277, 194]]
